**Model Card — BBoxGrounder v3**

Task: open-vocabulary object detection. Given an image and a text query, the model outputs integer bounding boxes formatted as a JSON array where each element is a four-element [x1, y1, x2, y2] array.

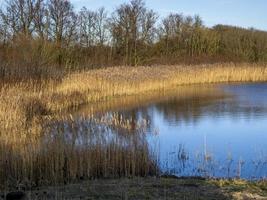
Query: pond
[[77, 83, 267, 180]]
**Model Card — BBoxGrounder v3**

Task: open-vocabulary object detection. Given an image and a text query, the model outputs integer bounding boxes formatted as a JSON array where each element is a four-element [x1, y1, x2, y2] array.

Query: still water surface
[[102, 83, 267, 179], [76, 83, 267, 179]]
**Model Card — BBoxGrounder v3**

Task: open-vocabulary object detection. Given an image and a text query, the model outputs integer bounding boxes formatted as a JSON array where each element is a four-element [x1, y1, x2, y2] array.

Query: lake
[[62, 83, 267, 180]]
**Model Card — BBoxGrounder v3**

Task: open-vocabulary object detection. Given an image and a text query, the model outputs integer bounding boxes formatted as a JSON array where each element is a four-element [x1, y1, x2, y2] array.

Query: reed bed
[[1, 63, 267, 190], [0, 114, 158, 191], [52, 63, 267, 111], [1, 63, 267, 132]]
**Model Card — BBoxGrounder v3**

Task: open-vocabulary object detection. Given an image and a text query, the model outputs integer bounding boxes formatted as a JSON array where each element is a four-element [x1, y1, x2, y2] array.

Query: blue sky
[[0, 0, 266, 30], [71, 0, 267, 30]]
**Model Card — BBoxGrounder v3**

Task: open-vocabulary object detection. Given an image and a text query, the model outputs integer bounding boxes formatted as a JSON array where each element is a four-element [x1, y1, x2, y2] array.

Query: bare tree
[[78, 7, 97, 47], [160, 14, 183, 38], [0, 8, 8, 43], [48, 0, 77, 46], [33, 0, 49, 40], [0, 0, 42, 37], [110, 0, 156, 66], [95, 7, 108, 46], [158, 13, 184, 55], [78, 7, 108, 47], [140, 9, 157, 44], [0, 0, 266, 73]]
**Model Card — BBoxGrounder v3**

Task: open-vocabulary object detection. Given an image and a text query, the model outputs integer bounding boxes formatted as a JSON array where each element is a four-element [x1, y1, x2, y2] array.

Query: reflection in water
[[2, 84, 267, 189], [75, 83, 267, 179], [155, 96, 267, 126], [0, 115, 159, 189], [75, 85, 225, 116]]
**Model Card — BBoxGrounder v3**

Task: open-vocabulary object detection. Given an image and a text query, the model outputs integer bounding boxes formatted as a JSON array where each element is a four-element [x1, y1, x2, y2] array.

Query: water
[[75, 83, 267, 179], [143, 84, 267, 179], [49, 83, 267, 179], [3, 83, 267, 189]]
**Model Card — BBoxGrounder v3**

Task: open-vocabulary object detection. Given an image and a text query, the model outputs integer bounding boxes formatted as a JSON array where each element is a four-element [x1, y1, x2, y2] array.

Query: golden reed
[[1, 63, 267, 135], [1, 63, 267, 189]]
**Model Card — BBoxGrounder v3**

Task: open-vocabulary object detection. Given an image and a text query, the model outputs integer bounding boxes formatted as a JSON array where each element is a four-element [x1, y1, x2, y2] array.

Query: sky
[[0, 0, 266, 30], [71, 0, 267, 31]]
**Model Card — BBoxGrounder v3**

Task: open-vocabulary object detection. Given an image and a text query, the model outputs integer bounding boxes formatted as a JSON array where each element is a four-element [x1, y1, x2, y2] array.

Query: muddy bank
[[1, 177, 267, 200]]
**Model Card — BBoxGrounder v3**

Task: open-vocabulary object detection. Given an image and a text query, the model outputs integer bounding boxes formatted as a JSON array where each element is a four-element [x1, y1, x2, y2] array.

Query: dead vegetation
[[1, 63, 267, 191]]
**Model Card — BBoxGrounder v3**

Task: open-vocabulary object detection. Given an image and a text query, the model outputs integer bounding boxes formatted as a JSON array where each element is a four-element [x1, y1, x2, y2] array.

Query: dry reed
[[1, 63, 267, 189], [2, 63, 266, 132], [0, 114, 158, 190], [2, 63, 267, 127]]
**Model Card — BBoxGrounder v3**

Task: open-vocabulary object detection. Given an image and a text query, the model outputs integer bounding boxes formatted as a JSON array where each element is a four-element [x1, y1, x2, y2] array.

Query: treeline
[[1, 0, 267, 79]]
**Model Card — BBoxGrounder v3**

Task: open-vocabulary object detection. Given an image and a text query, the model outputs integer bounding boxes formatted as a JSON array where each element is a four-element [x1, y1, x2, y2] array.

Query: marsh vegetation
[[1, 0, 267, 198], [1, 81, 267, 192]]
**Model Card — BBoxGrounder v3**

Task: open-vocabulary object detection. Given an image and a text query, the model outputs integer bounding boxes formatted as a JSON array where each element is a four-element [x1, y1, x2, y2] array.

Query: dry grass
[[50, 63, 267, 111], [14, 64, 267, 106], [1, 63, 267, 190], [2, 63, 267, 133], [0, 62, 265, 121], [1, 63, 267, 158], [0, 115, 158, 190]]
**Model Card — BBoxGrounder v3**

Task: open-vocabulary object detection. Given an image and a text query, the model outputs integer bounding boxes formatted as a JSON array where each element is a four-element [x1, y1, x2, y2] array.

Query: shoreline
[[2, 63, 267, 138], [40, 63, 267, 115], [1, 177, 267, 200], [1, 63, 267, 197]]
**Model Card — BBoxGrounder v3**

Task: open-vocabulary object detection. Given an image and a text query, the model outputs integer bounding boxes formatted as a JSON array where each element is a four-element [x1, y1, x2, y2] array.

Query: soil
[[1, 177, 267, 200]]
